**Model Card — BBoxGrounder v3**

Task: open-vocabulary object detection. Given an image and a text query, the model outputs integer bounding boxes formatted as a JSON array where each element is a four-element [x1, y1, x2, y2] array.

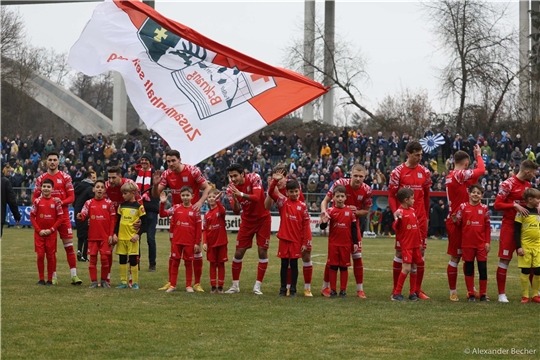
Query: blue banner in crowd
[[6, 206, 76, 226]]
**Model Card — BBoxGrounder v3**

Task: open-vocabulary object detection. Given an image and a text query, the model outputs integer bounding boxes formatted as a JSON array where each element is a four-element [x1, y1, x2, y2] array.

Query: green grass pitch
[[2, 228, 539, 359]]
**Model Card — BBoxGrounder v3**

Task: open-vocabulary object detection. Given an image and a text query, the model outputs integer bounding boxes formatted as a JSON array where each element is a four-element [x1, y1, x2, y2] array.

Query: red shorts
[[402, 247, 422, 264], [277, 239, 302, 259], [498, 224, 515, 260], [58, 212, 73, 240], [236, 216, 271, 250], [206, 244, 228, 263], [87, 240, 112, 256], [446, 218, 462, 257], [171, 243, 194, 261], [462, 247, 488, 262], [327, 245, 351, 267], [34, 234, 57, 254]]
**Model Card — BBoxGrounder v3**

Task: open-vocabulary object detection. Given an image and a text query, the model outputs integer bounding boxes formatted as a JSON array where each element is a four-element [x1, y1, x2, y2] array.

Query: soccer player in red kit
[[33, 152, 82, 285], [388, 141, 432, 299], [319, 186, 359, 298], [105, 166, 141, 285], [445, 146, 485, 301], [31, 179, 64, 285], [494, 159, 538, 303], [203, 188, 229, 294], [453, 184, 491, 302], [264, 165, 313, 297], [268, 170, 311, 297], [159, 186, 202, 292], [152, 150, 210, 292], [77, 180, 116, 288], [391, 188, 422, 302], [320, 164, 372, 298], [224, 163, 271, 295]]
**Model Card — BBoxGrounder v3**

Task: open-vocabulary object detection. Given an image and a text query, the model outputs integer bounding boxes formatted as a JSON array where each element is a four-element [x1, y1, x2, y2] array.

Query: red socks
[[193, 254, 203, 284], [170, 258, 180, 287], [353, 257, 363, 286], [394, 271, 407, 295], [89, 255, 98, 282], [340, 269, 348, 292], [447, 261, 458, 291], [393, 257, 403, 288], [37, 253, 45, 281], [496, 263, 508, 294], [209, 262, 217, 287], [217, 262, 225, 287], [184, 260, 193, 287], [257, 259, 268, 282], [409, 271, 417, 295], [416, 259, 425, 293], [329, 268, 338, 291], [303, 261, 313, 286], [231, 258, 243, 281], [465, 275, 475, 296], [64, 243, 77, 270]]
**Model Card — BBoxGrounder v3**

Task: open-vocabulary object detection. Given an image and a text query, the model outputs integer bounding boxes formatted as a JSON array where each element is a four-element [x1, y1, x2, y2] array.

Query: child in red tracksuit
[[77, 180, 116, 288], [160, 186, 202, 293], [203, 188, 228, 294], [30, 179, 63, 285], [391, 188, 422, 302]]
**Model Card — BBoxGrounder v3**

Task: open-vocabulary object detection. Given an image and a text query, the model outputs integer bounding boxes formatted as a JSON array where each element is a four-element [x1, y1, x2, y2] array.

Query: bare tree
[[424, 0, 521, 132], [365, 87, 435, 139], [283, 18, 373, 120]]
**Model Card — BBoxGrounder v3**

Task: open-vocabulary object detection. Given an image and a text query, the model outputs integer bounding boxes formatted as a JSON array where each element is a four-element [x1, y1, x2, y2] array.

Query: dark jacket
[[2, 176, 20, 225], [73, 179, 94, 214]]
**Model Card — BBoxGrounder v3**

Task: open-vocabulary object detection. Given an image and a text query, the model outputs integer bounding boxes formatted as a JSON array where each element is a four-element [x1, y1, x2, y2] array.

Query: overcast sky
[[15, 1, 519, 117]]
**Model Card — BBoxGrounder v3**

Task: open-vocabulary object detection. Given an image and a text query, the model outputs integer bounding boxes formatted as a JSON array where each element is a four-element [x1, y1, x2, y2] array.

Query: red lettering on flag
[[250, 74, 270, 82]]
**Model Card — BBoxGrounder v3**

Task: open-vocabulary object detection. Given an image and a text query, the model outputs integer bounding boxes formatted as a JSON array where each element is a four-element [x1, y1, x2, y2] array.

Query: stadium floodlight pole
[[302, 0, 316, 123], [519, 0, 531, 118], [323, 0, 335, 125]]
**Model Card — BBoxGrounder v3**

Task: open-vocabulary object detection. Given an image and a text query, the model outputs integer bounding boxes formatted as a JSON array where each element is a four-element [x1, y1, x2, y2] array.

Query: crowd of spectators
[[3, 127, 540, 221]]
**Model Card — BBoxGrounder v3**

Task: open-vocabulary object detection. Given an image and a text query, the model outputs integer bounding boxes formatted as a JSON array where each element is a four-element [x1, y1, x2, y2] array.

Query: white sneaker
[[224, 286, 240, 294], [186, 286, 195, 293], [165, 286, 176, 293], [498, 294, 509, 303], [253, 286, 263, 295]]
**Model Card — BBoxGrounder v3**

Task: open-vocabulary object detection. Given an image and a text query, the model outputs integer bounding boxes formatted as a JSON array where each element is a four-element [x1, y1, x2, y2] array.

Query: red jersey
[[269, 180, 311, 246], [226, 172, 270, 222], [327, 179, 373, 216], [33, 171, 74, 209], [392, 206, 421, 250], [105, 178, 141, 211], [159, 165, 206, 205], [494, 175, 531, 225], [79, 197, 116, 241], [203, 201, 228, 248], [456, 202, 490, 248], [445, 157, 485, 216], [30, 196, 64, 235], [326, 206, 356, 247], [388, 163, 432, 221], [160, 203, 202, 246]]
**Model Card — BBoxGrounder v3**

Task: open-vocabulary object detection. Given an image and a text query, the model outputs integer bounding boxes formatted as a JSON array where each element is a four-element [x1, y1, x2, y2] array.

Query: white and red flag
[[68, 0, 327, 165]]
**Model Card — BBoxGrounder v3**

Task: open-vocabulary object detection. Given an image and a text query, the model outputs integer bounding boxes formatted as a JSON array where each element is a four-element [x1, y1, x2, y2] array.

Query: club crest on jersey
[[297, 206, 301, 210], [91, 215, 96, 219], [357, 195, 363, 201], [345, 211, 350, 216], [478, 210, 483, 214], [57, 178, 62, 183], [189, 211, 194, 216], [103, 205, 107, 209], [130, 210, 136, 215], [182, 176, 188, 182], [407, 224, 411, 229], [467, 220, 471, 225], [417, 173, 423, 178], [50, 204, 55, 208], [247, 186, 251, 192]]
